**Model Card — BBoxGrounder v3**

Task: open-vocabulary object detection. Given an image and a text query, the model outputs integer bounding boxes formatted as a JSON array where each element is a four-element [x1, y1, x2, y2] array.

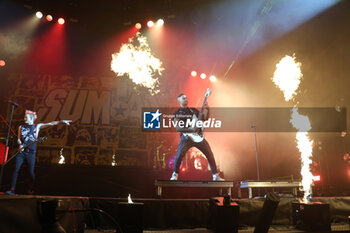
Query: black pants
[[10, 150, 35, 190], [173, 134, 218, 174]]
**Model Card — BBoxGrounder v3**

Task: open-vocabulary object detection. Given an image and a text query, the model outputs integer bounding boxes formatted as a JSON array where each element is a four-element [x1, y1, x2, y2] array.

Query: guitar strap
[[188, 108, 197, 118], [189, 107, 206, 120], [26, 125, 37, 152]]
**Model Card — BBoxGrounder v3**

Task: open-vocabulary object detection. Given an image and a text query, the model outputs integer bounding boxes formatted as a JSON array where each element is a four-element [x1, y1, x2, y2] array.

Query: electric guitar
[[5, 137, 47, 164], [183, 88, 211, 143]]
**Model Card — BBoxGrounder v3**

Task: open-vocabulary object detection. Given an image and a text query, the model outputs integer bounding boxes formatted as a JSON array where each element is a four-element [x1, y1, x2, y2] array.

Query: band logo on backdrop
[[6, 73, 172, 166]]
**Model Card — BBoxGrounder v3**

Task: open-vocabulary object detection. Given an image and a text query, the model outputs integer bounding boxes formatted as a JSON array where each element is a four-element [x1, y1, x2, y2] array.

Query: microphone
[[8, 100, 19, 108]]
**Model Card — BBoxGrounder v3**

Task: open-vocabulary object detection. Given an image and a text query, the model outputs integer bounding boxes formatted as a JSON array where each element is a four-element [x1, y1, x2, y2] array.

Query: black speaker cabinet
[[292, 202, 331, 231], [117, 202, 144, 233], [254, 192, 280, 233], [208, 196, 239, 233]]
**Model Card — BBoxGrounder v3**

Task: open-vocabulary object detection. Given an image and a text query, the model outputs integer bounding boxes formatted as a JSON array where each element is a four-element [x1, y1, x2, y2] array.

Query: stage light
[[135, 23, 142, 30], [191, 71, 197, 77], [209, 75, 217, 82], [0, 60, 5, 67], [157, 19, 164, 26], [46, 15, 53, 21], [200, 73, 206, 79], [313, 175, 321, 182], [147, 20, 154, 28], [181, 167, 186, 172], [36, 11, 43, 19], [58, 18, 65, 25]]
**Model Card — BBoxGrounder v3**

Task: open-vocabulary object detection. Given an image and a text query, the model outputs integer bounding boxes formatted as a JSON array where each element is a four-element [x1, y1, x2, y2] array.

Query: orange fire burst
[[111, 32, 164, 95]]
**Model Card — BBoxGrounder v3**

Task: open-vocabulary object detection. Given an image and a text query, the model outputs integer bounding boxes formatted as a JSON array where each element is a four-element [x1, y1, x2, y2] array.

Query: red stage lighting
[[46, 15, 53, 21], [135, 23, 142, 30], [0, 60, 5, 67], [191, 71, 197, 77], [200, 73, 206, 79], [313, 175, 321, 182], [209, 75, 217, 82], [147, 20, 154, 28], [58, 18, 65, 25], [181, 167, 186, 172], [36, 11, 43, 19]]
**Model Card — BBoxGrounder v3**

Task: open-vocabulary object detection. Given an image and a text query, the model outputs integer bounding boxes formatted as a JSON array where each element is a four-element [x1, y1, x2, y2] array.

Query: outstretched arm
[[37, 120, 72, 130]]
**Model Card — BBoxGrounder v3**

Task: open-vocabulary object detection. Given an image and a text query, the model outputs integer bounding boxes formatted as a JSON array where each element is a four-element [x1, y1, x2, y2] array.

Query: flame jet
[[272, 55, 313, 202]]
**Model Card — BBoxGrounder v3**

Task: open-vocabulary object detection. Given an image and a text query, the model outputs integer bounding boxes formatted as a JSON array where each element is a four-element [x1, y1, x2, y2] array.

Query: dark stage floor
[[87, 225, 350, 233], [1, 194, 350, 233]]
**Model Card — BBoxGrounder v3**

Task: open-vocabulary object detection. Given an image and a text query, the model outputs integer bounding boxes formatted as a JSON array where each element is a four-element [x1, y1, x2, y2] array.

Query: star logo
[[143, 109, 162, 129], [114, 104, 127, 117], [150, 109, 161, 122]]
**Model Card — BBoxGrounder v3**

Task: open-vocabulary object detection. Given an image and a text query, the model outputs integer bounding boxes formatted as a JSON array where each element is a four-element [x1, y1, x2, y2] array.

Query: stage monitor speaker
[[117, 202, 144, 233], [40, 200, 66, 233], [254, 192, 280, 233], [208, 196, 239, 233], [292, 201, 331, 231]]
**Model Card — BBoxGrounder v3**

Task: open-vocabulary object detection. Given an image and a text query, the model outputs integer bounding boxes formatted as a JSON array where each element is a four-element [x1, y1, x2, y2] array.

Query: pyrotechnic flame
[[290, 108, 313, 201], [112, 154, 116, 166], [59, 148, 65, 164], [273, 55, 313, 202], [128, 194, 133, 204], [272, 55, 302, 102], [111, 32, 164, 95], [290, 108, 311, 132]]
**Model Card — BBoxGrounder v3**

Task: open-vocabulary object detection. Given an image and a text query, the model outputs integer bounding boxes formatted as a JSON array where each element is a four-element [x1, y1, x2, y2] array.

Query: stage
[[0, 166, 349, 232], [1, 194, 350, 232]]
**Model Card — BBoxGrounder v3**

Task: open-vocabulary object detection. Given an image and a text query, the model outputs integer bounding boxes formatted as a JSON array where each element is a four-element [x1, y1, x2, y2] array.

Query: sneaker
[[212, 173, 224, 181], [170, 172, 178, 181], [28, 188, 34, 195], [5, 190, 15, 195]]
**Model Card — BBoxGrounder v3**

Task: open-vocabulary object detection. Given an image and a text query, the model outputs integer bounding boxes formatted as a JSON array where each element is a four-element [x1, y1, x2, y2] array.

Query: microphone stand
[[252, 125, 261, 197], [0, 102, 17, 188]]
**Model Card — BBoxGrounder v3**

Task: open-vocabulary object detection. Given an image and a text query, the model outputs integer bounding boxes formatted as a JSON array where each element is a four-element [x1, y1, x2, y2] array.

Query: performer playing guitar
[[5, 110, 71, 195], [170, 89, 224, 181]]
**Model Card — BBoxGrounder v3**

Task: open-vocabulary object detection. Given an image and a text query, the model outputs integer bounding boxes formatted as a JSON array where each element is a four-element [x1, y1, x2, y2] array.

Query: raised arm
[[203, 102, 210, 120]]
